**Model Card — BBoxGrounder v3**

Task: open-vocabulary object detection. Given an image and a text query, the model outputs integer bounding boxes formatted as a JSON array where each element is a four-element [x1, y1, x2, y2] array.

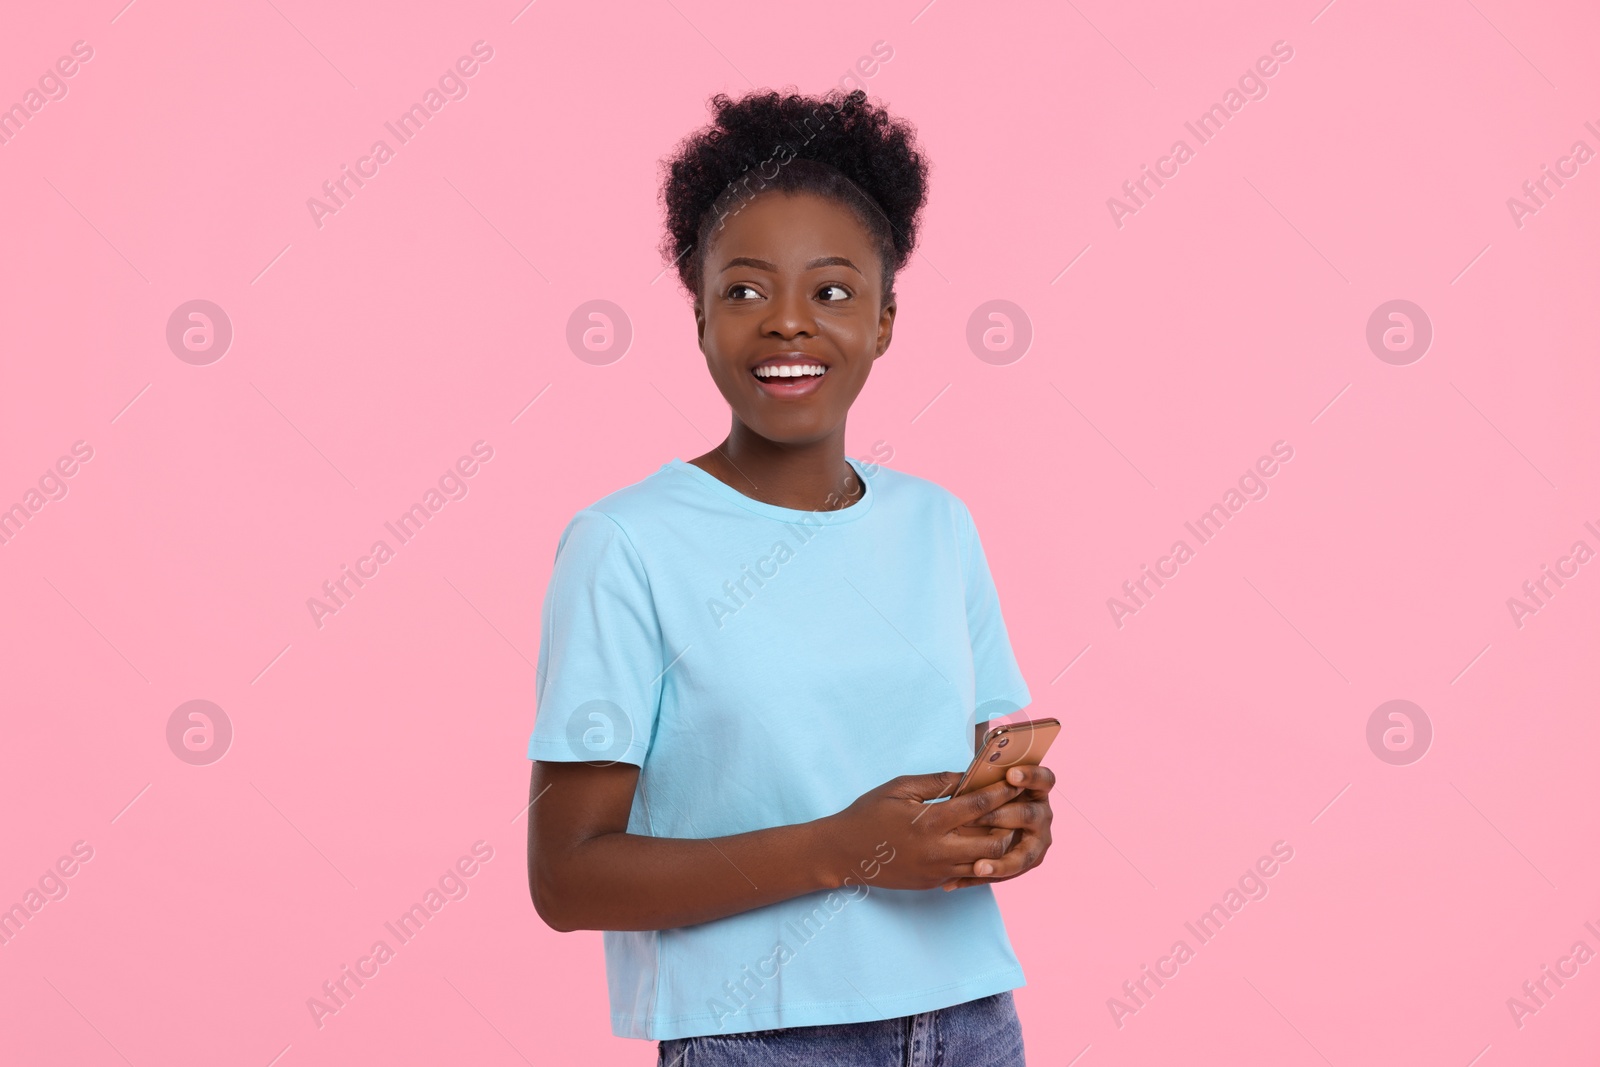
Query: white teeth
[[754, 364, 826, 379]]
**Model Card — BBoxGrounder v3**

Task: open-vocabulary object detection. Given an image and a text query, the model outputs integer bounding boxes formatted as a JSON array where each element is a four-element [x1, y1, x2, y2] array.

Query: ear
[[874, 296, 897, 360], [693, 296, 706, 348]]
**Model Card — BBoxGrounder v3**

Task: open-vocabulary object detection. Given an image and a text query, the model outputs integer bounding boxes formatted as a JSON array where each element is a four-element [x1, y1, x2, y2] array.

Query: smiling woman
[[654, 89, 927, 499], [524, 87, 1047, 1066]]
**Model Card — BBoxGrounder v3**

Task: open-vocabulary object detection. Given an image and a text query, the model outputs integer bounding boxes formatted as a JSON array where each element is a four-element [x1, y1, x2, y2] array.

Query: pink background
[[3, 0, 1598, 1063]]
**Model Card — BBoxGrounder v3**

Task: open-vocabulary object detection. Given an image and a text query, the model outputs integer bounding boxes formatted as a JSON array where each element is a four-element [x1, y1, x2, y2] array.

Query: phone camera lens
[[996, 737, 1010, 748], [987, 751, 1002, 762]]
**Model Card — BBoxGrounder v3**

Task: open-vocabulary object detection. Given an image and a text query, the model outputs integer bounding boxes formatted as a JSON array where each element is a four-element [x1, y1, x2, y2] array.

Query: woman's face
[[694, 190, 895, 448]]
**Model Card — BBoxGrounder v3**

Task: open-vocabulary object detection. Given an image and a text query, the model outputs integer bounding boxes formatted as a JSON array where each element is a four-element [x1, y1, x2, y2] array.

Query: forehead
[[705, 189, 880, 267]]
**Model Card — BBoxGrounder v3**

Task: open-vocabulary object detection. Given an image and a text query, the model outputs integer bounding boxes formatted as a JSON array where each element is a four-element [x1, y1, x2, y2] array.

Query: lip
[[749, 352, 830, 399]]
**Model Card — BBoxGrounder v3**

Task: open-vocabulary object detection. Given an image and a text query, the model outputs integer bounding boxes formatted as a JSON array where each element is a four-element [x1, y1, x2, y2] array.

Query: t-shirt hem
[[526, 737, 648, 765], [613, 963, 1026, 1041]]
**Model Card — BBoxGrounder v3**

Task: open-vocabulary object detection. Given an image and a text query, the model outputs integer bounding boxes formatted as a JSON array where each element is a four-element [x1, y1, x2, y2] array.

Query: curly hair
[[657, 87, 930, 304]]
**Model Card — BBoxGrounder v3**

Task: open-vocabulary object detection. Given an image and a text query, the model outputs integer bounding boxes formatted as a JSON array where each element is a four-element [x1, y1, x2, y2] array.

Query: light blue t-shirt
[[526, 453, 1034, 1041]]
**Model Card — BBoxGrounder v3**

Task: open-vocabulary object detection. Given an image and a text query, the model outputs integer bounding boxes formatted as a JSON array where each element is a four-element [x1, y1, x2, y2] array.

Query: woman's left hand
[[941, 764, 1055, 890]]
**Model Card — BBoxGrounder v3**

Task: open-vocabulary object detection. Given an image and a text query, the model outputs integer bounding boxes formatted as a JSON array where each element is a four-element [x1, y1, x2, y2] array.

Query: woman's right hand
[[817, 772, 1024, 892]]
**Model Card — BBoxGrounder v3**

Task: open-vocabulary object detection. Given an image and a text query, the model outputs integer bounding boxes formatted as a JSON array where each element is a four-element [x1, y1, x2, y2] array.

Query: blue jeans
[[656, 990, 1025, 1066]]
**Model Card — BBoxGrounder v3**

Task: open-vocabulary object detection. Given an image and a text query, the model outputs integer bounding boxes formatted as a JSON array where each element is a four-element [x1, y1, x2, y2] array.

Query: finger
[[940, 825, 1017, 857], [962, 799, 1049, 831], [1001, 763, 1056, 794], [947, 824, 1022, 859], [964, 837, 1043, 880], [943, 875, 1014, 891], [940, 826, 1014, 867], [897, 770, 964, 801], [935, 777, 1023, 828], [934, 844, 1036, 889]]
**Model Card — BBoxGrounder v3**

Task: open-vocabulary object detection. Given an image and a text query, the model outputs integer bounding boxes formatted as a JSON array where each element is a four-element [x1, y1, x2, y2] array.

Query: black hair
[[657, 87, 930, 305]]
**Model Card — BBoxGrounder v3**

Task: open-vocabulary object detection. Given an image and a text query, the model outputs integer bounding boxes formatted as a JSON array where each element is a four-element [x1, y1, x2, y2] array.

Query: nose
[[758, 282, 815, 339]]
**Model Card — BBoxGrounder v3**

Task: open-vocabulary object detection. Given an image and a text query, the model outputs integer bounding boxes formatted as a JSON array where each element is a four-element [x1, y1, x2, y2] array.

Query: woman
[[526, 87, 1055, 1066]]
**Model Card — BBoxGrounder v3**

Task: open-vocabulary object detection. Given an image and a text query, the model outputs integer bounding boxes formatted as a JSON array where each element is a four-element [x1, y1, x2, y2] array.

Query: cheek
[[697, 318, 733, 365], [822, 309, 878, 349], [698, 324, 754, 398]]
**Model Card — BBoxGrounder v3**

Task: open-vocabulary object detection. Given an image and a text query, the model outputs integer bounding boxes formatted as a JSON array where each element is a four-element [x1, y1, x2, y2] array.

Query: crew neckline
[[666, 455, 876, 524]]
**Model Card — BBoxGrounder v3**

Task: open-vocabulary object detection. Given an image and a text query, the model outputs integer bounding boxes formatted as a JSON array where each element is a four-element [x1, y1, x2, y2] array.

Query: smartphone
[[949, 717, 1061, 797]]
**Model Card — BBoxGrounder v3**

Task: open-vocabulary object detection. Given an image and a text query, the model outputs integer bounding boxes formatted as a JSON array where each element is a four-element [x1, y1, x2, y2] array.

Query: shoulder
[[546, 463, 690, 571], [556, 460, 690, 539], [863, 459, 973, 529]]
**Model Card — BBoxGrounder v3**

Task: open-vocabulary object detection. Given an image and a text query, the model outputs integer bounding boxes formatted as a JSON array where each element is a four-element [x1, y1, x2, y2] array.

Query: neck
[[692, 427, 863, 511]]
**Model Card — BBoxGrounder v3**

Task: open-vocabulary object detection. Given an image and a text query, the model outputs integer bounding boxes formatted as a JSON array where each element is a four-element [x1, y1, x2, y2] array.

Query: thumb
[[889, 770, 962, 801]]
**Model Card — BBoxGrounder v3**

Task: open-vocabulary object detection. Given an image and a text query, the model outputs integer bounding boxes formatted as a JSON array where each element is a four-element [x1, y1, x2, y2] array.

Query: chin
[[741, 417, 837, 446]]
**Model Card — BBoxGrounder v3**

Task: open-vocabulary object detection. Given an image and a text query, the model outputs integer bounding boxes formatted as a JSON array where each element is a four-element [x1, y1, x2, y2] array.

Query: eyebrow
[[717, 255, 862, 276]]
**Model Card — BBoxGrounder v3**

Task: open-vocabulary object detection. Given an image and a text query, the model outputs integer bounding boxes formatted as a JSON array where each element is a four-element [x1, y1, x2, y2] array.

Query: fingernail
[[977, 862, 991, 875]]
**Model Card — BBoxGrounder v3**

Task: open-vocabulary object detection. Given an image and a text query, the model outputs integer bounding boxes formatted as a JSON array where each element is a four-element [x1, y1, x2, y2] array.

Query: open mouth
[[751, 362, 828, 397]]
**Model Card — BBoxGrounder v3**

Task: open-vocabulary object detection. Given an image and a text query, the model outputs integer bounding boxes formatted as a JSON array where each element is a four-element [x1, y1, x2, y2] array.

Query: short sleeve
[[527, 509, 664, 766], [956, 500, 1032, 723]]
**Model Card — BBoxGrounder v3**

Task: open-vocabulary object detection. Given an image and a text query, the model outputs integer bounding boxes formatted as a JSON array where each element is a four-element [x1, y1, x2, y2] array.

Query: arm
[[526, 759, 835, 932], [526, 758, 1025, 933]]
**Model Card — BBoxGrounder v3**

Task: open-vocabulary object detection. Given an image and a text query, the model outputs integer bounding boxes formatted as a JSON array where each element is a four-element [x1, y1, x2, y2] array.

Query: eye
[[817, 283, 852, 301], [726, 283, 761, 300]]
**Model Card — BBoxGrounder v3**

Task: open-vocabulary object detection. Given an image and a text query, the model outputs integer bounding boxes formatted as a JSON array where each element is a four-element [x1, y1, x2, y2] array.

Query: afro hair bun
[[657, 87, 930, 302]]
